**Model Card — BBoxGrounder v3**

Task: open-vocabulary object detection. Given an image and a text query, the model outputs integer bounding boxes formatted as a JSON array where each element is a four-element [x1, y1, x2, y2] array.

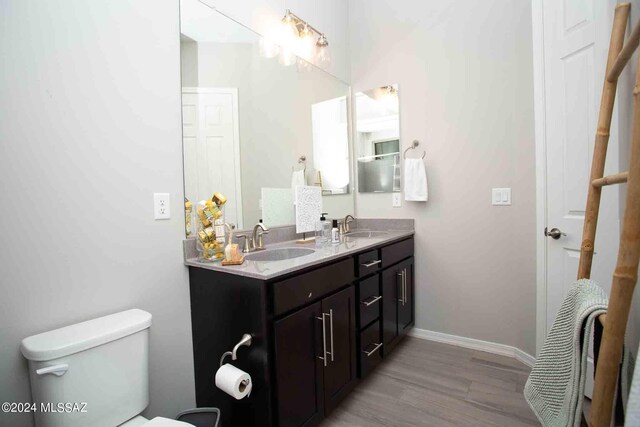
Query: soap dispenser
[[316, 213, 329, 246], [331, 219, 340, 244]]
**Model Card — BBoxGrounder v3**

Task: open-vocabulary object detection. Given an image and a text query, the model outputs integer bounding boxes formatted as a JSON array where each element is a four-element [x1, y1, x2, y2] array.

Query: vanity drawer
[[357, 249, 382, 277], [273, 258, 354, 316], [359, 275, 381, 328], [359, 320, 382, 378], [381, 237, 414, 268]]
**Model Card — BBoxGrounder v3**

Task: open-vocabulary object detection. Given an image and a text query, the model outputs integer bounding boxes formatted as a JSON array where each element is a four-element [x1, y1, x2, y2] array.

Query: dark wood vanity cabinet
[[382, 257, 414, 354], [274, 286, 356, 427], [188, 235, 414, 427]]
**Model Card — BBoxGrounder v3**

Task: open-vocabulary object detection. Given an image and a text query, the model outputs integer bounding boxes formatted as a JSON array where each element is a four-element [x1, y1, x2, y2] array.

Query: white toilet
[[21, 309, 191, 427]]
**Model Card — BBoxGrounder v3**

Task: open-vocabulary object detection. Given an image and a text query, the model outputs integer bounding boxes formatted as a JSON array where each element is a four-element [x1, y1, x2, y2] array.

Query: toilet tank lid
[[20, 309, 152, 361]]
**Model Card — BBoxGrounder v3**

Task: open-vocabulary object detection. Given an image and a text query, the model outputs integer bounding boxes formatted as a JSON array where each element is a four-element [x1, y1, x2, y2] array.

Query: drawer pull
[[363, 342, 383, 357], [360, 259, 381, 268], [361, 295, 382, 307], [316, 313, 328, 367]]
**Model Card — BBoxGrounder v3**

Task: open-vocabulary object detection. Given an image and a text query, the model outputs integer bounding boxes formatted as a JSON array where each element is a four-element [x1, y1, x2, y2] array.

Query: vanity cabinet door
[[381, 266, 400, 351], [321, 286, 356, 414], [397, 258, 414, 334], [274, 302, 325, 427]]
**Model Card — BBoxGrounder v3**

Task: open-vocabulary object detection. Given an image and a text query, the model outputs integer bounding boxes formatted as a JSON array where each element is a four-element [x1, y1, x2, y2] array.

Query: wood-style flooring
[[322, 337, 540, 427]]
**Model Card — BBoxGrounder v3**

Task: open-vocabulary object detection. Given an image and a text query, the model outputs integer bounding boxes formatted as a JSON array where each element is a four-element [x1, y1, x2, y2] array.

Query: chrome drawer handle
[[316, 313, 328, 367], [361, 259, 381, 268], [328, 309, 334, 362], [361, 295, 382, 307], [363, 343, 383, 357]]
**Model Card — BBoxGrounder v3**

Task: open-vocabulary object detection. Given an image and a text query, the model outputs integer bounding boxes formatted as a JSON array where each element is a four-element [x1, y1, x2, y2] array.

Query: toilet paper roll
[[215, 364, 252, 399]]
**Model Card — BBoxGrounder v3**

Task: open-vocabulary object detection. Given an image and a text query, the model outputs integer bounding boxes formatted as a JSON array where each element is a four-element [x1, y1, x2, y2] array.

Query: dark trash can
[[176, 408, 220, 427]]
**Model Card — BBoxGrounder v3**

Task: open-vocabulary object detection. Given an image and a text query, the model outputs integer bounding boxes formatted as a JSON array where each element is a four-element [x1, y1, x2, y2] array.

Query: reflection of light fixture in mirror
[[316, 34, 330, 65], [259, 36, 279, 58], [380, 85, 398, 111]]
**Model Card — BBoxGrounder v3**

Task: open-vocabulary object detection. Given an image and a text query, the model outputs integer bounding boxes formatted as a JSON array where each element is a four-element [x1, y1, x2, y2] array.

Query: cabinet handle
[[403, 268, 407, 305], [363, 342, 383, 357], [328, 309, 334, 362], [397, 271, 405, 305], [361, 259, 381, 268], [361, 295, 382, 307], [316, 314, 328, 367]]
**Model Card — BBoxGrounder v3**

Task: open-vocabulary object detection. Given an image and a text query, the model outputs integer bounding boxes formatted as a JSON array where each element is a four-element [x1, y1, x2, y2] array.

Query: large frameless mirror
[[179, 0, 354, 236], [355, 84, 400, 193]]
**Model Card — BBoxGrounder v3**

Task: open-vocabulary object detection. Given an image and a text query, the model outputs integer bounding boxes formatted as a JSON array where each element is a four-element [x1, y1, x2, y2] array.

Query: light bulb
[[316, 34, 330, 65], [297, 24, 315, 61], [277, 11, 299, 66]]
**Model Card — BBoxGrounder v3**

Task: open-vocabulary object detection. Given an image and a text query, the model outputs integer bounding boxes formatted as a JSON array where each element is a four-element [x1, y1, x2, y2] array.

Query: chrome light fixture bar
[[282, 9, 329, 49]]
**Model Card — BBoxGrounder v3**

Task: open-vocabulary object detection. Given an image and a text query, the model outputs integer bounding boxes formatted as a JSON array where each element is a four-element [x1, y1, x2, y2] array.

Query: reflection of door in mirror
[[311, 96, 350, 195], [182, 87, 243, 229]]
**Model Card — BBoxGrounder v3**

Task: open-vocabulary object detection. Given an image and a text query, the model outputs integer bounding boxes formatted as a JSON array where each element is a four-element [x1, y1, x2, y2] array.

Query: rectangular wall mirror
[[179, 0, 354, 234], [355, 84, 400, 193]]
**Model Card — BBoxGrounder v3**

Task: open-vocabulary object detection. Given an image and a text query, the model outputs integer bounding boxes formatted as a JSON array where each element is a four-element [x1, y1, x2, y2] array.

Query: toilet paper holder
[[219, 333, 253, 367]]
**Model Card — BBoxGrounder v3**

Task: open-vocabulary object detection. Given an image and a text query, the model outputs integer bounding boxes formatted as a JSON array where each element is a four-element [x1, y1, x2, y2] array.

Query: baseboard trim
[[408, 328, 536, 368]]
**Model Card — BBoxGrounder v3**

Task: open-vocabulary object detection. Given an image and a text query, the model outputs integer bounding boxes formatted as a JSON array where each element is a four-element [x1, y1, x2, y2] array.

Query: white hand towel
[[291, 169, 306, 189], [404, 158, 428, 202]]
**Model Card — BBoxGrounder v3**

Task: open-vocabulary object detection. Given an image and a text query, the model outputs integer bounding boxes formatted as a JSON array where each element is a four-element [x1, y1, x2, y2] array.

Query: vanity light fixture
[[263, 9, 330, 67], [381, 85, 398, 96]]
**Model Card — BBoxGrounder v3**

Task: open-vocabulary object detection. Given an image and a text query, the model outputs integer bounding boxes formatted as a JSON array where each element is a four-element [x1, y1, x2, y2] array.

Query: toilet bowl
[[122, 415, 192, 426], [21, 309, 188, 427]]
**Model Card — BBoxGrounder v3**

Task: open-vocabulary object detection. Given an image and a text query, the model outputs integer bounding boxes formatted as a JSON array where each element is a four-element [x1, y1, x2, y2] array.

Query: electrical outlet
[[392, 193, 402, 207], [154, 193, 171, 220]]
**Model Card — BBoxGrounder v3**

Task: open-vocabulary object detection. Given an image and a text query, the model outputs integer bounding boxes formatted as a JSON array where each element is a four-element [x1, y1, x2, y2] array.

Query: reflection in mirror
[[355, 84, 400, 193], [179, 0, 353, 236]]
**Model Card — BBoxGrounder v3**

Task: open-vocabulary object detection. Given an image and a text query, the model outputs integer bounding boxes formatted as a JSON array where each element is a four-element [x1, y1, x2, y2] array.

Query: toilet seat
[[120, 415, 192, 427], [144, 417, 193, 426]]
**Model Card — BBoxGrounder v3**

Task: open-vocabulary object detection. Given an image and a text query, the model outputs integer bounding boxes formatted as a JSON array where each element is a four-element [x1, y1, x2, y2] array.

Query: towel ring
[[292, 155, 307, 172], [403, 140, 425, 159]]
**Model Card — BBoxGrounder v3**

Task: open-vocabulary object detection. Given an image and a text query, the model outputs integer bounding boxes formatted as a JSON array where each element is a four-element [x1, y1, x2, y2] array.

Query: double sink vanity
[[178, 3, 415, 426], [183, 219, 415, 427]]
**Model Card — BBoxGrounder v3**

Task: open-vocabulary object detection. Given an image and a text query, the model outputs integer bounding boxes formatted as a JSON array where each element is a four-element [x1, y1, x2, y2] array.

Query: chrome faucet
[[343, 215, 355, 233], [251, 222, 269, 250]]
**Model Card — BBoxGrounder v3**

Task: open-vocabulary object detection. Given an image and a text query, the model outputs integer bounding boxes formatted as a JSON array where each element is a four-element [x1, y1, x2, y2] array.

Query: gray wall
[[0, 1, 195, 425], [349, 0, 538, 355]]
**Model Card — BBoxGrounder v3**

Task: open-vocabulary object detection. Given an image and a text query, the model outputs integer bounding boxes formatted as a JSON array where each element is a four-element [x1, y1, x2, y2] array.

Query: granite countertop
[[184, 228, 414, 281]]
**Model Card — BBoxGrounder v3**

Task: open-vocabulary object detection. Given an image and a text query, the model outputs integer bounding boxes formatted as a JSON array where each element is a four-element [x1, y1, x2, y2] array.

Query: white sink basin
[[245, 247, 316, 262], [345, 230, 390, 238]]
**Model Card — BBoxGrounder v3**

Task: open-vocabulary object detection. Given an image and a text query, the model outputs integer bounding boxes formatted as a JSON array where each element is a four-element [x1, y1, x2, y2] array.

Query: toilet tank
[[21, 309, 152, 427]]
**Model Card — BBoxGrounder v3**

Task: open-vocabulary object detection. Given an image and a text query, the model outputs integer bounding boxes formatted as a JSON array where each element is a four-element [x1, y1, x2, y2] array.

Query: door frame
[[532, 0, 548, 355], [531, 0, 623, 356], [181, 87, 244, 229]]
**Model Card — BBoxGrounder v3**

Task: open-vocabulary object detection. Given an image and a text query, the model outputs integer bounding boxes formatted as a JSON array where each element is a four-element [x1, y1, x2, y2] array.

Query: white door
[[182, 88, 243, 229], [540, 0, 621, 396]]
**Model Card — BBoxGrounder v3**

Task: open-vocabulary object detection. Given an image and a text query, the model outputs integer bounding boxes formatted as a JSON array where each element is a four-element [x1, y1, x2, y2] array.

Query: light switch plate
[[492, 188, 511, 206], [154, 193, 171, 219], [392, 193, 402, 207]]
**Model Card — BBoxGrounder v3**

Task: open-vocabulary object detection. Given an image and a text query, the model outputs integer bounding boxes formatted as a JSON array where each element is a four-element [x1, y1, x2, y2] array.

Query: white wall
[[201, 0, 350, 83], [349, 0, 538, 355], [0, 1, 194, 426]]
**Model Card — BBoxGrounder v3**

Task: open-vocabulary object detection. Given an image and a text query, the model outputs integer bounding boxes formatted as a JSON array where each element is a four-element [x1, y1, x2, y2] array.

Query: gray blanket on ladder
[[524, 279, 608, 427]]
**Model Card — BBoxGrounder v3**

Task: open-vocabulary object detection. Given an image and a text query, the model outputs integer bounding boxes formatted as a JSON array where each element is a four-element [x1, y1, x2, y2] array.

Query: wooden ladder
[[577, 3, 640, 426]]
